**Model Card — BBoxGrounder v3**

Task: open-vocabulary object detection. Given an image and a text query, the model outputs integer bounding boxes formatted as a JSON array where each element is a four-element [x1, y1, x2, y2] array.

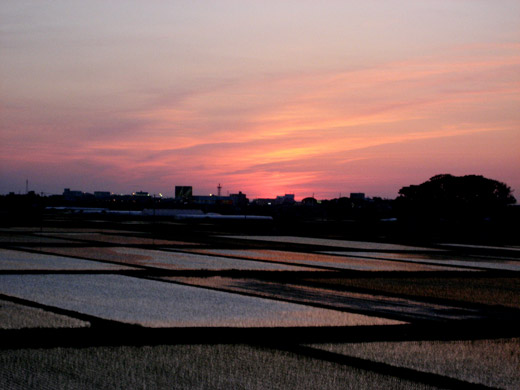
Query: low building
[[253, 198, 276, 206], [63, 188, 84, 200], [275, 194, 295, 205], [94, 191, 111, 199], [133, 191, 150, 197], [350, 193, 365, 200], [230, 191, 248, 207]]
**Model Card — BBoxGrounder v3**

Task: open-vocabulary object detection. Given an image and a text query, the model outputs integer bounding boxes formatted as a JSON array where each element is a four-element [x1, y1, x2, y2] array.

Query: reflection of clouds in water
[[36, 247, 153, 264], [189, 248, 457, 271], [114, 247, 310, 271], [220, 236, 444, 251], [440, 243, 520, 252], [322, 251, 520, 272], [0, 274, 404, 327], [0, 235, 75, 244], [33, 247, 312, 270], [0, 248, 135, 271], [37, 232, 197, 246]]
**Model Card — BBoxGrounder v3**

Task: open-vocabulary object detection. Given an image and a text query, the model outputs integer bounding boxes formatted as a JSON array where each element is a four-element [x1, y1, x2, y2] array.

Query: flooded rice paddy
[[0, 298, 90, 329], [35, 232, 198, 246], [1, 227, 519, 389], [308, 338, 520, 390], [168, 276, 483, 321], [0, 235, 77, 244], [28, 246, 318, 271], [322, 251, 520, 271], [220, 235, 445, 251], [187, 248, 467, 271], [0, 248, 136, 271], [0, 274, 403, 327]]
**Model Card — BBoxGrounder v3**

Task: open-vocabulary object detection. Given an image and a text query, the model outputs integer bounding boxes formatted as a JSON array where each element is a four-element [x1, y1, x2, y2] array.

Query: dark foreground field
[[1, 215, 519, 389]]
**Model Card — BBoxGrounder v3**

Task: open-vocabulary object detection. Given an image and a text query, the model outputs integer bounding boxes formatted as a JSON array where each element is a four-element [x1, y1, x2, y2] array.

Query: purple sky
[[1, 1, 519, 199]]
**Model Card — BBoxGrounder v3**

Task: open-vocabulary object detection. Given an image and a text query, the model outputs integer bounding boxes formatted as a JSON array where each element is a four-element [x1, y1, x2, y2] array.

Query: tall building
[[175, 186, 193, 200]]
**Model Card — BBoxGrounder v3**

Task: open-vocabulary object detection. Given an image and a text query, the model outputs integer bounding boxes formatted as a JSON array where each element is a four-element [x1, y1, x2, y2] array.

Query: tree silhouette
[[396, 174, 515, 223]]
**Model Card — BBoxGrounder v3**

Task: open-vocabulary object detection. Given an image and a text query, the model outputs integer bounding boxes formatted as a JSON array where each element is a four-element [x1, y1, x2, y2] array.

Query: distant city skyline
[[14, 182, 368, 202], [1, 1, 519, 200]]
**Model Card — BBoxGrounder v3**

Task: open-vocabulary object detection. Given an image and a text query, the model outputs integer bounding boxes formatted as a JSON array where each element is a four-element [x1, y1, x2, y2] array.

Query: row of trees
[[393, 174, 517, 242], [396, 174, 515, 218]]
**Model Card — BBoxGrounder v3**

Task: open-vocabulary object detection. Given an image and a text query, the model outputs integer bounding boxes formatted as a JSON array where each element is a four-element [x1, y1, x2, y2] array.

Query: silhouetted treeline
[[0, 191, 44, 223], [396, 174, 515, 218], [1, 173, 517, 243], [394, 174, 517, 242]]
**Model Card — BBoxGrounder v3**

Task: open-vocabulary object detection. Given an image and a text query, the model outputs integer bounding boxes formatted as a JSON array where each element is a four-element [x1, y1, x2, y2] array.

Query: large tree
[[397, 174, 516, 220]]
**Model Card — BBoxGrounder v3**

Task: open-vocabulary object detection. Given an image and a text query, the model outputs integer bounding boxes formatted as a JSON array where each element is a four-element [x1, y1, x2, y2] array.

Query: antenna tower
[[217, 183, 222, 197]]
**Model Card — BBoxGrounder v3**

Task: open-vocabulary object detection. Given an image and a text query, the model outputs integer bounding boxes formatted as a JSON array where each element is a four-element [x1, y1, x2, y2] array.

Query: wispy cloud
[[2, 3, 519, 197]]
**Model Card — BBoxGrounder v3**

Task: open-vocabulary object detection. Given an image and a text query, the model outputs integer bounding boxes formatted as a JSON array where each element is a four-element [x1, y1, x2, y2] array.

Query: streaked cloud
[[1, 1, 519, 198]]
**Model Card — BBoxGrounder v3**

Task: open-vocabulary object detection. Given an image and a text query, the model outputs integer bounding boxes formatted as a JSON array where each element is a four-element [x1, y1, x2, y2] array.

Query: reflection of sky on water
[[0, 248, 136, 271], [174, 277, 482, 321], [0, 274, 404, 327], [115, 247, 313, 271], [220, 236, 444, 251], [439, 243, 520, 252], [188, 249, 461, 272], [32, 247, 311, 271], [36, 232, 197, 246], [0, 235, 75, 244], [322, 251, 520, 271]]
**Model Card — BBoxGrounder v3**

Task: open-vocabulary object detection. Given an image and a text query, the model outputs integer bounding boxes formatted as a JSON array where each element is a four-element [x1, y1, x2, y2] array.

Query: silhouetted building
[[230, 191, 248, 207], [175, 186, 193, 200], [192, 195, 217, 205], [63, 188, 84, 200], [350, 193, 365, 200], [94, 191, 111, 199], [253, 198, 276, 206], [191, 195, 233, 205], [275, 194, 295, 205]]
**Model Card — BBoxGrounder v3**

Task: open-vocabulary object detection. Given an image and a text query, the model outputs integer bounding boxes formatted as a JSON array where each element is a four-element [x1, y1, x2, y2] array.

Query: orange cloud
[[3, 39, 518, 197]]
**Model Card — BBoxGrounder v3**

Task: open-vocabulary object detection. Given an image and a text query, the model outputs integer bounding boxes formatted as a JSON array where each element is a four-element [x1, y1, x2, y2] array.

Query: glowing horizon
[[1, 1, 519, 200]]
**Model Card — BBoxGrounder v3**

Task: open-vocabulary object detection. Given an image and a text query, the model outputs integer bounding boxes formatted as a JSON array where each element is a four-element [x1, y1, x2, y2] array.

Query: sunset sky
[[1, 1, 519, 200]]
